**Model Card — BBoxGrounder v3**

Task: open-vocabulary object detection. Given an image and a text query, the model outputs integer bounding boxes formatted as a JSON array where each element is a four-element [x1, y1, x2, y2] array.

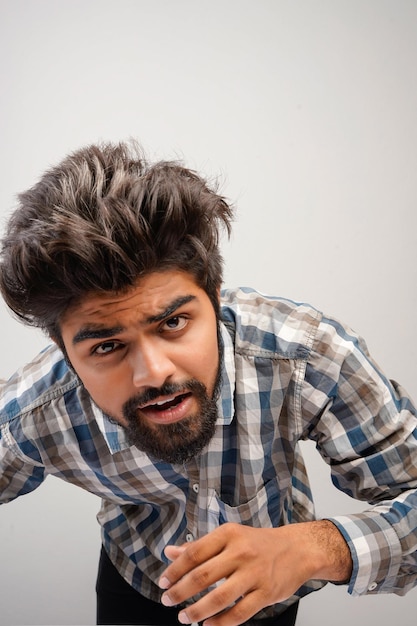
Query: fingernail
[[178, 610, 191, 624], [159, 576, 171, 589], [161, 593, 175, 607]]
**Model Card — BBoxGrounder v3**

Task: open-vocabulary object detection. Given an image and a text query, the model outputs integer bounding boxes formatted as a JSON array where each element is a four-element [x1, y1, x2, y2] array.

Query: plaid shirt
[[1, 287, 416, 618]]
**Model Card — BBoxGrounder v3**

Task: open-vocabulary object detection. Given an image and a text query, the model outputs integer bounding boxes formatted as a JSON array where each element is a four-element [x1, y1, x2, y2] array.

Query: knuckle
[[211, 584, 230, 608], [258, 585, 274, 604], [223, 522, 240, 538], [240, 544, 257, 560], [190, 566, 211, 588], [230, 601, 251, 624], [184, 545, 202, 566]]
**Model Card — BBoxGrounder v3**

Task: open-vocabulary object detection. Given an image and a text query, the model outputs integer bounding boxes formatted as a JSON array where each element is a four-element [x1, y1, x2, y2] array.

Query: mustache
[[122, 379, 208, 417]]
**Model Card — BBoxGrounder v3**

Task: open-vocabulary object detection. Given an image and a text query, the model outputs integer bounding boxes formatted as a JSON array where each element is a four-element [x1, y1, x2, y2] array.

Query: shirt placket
[[183, 458, 202, 543]]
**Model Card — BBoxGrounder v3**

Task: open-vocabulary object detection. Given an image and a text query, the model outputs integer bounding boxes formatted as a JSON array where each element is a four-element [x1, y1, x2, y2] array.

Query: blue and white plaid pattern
[[1, 288, 416, 618]]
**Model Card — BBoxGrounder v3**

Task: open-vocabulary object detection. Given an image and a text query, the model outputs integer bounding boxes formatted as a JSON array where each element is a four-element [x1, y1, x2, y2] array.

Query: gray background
[[0, 1, 416, 624]]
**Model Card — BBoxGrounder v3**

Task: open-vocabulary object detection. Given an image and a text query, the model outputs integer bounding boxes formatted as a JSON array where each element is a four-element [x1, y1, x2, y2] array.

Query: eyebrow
[[72, 294, 196, 345]]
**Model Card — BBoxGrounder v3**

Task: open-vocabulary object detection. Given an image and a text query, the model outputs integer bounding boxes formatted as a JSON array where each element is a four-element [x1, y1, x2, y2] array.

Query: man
[[0, 141, 416, 626]]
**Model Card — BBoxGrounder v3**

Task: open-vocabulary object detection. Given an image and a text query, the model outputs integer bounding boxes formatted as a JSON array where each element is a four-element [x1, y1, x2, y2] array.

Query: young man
[[0, 141, 416, 626]]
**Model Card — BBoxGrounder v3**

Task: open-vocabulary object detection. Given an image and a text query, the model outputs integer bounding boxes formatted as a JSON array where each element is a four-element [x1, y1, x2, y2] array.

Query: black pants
[[96, 547, 298, 626]]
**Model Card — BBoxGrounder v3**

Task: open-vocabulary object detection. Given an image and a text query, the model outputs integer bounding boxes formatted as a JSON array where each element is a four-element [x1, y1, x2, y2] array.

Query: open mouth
[[141, 393, 191, 411], [138, 392, 194, 424]]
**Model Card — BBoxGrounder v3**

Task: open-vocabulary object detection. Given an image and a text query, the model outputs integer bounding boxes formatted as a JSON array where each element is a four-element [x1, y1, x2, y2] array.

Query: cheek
[[187, 336, 219, 391], [73, 363, 133, 417]]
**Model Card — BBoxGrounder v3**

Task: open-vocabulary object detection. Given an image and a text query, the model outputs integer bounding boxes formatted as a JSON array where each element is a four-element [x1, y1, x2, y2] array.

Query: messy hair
[[0, 141, 233, 338]]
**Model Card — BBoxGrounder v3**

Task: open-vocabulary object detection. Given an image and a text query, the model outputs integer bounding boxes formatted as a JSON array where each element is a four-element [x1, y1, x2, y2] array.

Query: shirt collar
[[93, 321, 236, 454], [91, 400, 131, 453], [217, 320, 235, 426]]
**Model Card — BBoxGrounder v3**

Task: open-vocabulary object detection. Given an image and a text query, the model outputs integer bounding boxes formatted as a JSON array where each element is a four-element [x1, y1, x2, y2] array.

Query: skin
[[59, 270, 220, 434], [159, 520, 352, 625], [59, 268, 352, 626]]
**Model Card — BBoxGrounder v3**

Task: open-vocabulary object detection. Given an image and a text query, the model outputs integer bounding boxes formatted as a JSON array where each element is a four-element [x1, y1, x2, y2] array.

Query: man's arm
[[301, 315, 417, 598], [0, 425, 46, 503], [0, 380, 46, 503], [159, 520, 352, 626]]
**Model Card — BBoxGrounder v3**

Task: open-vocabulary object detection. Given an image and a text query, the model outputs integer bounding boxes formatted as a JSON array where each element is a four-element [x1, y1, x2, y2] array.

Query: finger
[[164, 544, 187, 561], [175, 578, 258, 626], [159, 545, 188, 590], [159, 557, 234, 606], [196, 591, 272, 626], [161, 529, 228, 588]]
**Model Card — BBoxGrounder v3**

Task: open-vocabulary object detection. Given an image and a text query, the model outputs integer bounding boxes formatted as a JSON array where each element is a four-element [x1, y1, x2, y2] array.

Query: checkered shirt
[[1, 287, 416, 618]]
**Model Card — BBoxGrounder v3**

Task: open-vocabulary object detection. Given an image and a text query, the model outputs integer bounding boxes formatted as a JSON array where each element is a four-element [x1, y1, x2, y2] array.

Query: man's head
[[60, 269, 222, 464], [0, 140, 232, 340], [0, 141, 233, 463]]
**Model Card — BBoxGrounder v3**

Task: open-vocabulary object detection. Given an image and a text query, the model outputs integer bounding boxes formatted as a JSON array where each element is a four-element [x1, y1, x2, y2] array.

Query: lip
[[138, 393, 194, 425]]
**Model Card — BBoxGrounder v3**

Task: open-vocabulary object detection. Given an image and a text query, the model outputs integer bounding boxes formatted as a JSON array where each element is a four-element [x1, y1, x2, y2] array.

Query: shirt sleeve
[[0, 420, 46, 503], [299, 314, 417, 597]]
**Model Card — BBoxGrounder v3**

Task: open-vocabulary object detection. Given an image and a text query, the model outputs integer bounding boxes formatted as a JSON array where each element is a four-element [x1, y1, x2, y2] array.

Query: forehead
[[61, 270, 203, 328]]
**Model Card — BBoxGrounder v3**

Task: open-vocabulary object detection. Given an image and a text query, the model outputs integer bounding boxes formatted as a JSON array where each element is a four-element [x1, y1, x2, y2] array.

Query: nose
[[130, 339, 176, 390]]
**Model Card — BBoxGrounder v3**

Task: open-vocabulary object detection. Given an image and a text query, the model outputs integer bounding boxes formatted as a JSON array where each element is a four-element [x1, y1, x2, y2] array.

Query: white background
[[1, 1, 416, 624]]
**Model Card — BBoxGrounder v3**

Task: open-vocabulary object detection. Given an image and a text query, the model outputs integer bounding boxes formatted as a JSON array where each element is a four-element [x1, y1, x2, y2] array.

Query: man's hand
[[158, 520, 352, 626]]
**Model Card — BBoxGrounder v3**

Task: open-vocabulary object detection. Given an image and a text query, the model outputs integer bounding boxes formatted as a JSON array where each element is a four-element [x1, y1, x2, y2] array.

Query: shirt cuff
[[328, 512, 403, 596]]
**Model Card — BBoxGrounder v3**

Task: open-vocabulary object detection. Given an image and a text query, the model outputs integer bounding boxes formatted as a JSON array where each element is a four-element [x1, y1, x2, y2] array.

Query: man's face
[[59, 270, 220, 464]]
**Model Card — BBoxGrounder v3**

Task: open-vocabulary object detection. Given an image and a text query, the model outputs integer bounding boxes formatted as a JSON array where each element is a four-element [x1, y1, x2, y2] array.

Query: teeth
[[155, 397, 175, 406]]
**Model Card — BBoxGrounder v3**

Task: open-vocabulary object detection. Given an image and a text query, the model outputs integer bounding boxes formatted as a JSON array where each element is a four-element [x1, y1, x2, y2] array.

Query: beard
[[121, 375, 220, 465]]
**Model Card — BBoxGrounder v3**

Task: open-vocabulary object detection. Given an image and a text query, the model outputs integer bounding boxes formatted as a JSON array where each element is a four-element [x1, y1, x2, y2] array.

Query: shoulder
[[0, 343, 80, 423], [220, 287, 323, 358]]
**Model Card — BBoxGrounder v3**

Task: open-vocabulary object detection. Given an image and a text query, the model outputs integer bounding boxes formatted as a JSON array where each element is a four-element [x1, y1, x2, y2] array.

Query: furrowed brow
[[71, 295, 196, 345], [72, 325, 125, 346], [146, 295, 196, 324]]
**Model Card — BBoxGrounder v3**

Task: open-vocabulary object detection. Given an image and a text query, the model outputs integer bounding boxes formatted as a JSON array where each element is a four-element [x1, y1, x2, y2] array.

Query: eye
[[161, 316, 188, 332], [93, 340, 122, 356]]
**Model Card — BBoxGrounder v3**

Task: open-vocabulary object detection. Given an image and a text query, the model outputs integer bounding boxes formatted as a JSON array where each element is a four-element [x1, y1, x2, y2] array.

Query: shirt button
[[368, 582, 378, 591], [192, 483, 199, 493], [185, 533, 194, 542]]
